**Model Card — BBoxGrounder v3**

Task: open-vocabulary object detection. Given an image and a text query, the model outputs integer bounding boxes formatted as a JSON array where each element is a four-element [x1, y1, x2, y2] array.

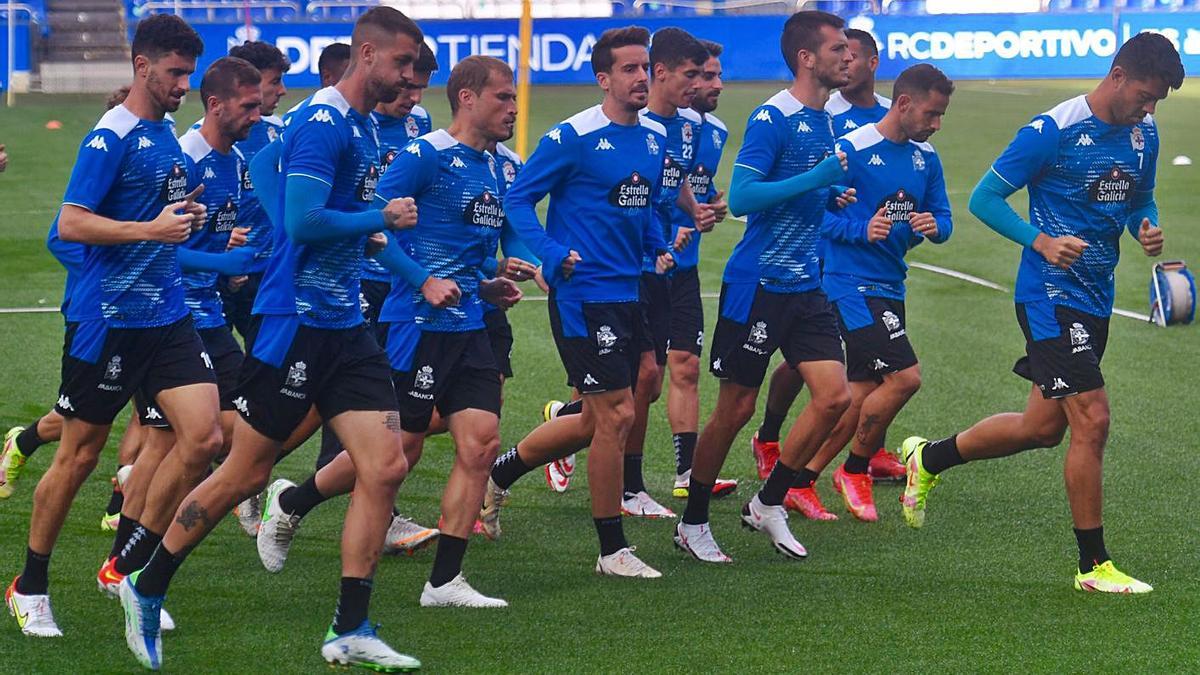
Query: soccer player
[[96, 56, 264, 597], [900, 32, 1180, 594], [750, 26, 904, 487], [319, 41, 352, 88], [782, 64, 954, 523], [674, 10, 852, 564], [5, 15, 215, 639], [479, 26, 673, 577], [117, 8, 423, 671]]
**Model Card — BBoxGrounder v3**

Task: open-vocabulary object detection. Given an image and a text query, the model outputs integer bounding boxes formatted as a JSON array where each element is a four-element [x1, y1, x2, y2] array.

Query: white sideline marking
[[910, 262, 1009, 292]]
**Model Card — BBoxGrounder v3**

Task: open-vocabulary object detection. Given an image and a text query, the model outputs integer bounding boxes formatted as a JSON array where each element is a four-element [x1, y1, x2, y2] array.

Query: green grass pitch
[[1, 79, 1199, 672]]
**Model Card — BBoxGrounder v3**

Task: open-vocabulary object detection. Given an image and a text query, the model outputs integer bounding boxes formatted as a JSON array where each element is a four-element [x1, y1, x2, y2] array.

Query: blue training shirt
[[254, 86, 382, 328], [364, 104, 434, 283], [826, 90, 891, 137], [674, 109, 729, 270], [61, 104, 191, 328], [46, 214, 85, 314], [991, 94, 1158, 319], [504, 105, 669, 304], [179, 129, 260, 329], [822, 123, 952, 313], [640, 107, 699, 273], [728, 90, 837, 293]]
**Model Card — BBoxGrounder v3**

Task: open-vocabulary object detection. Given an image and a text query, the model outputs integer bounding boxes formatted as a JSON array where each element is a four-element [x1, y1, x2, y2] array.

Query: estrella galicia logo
[[358, 164, 380, 202], [214, 196, 239, 233], [241, 165, 254, 191], [1088, 166, 1133, 204], [687, 163, 712, 198], [877, 189, 917, 224], [161, 164, 188, 203], [660, 155, 684, 190], [608, 171, 651, 208], [464, 191, 505, 229]]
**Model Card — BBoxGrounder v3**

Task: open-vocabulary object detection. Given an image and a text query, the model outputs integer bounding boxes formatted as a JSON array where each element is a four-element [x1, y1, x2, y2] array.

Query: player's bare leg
[[138, 384, 223, 535]]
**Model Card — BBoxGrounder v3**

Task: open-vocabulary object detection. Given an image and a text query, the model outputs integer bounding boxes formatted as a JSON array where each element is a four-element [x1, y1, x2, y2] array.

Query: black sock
[[1074, 526, 1111, 574], [278, 475, 326, 519], [672, 432, 696, 475], [15, 421, 46, 458], [134, 544, 188, 597], [844, 452, 870, 475], [315, 425, 343, 471], [557, 399, 583, 417], [922, 435, 965, 475], [758, 460, 800, 506], [104, 467, 126, 515], [429, 535, 468, 587], [333, 577, 373, 635], [593, 515, 627, 556], [623, 454, 646, 496], [491, 447, 534, 490], [682, 479, 714, 525], [115, 523, 163, 576], [757, 408, 787, 444], [792, 468, 819, 489], [109, 514, 137, 559], [16, 548, 50, 595]]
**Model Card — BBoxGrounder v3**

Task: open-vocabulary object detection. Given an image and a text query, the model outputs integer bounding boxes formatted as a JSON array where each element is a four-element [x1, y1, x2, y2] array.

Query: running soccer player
[[900, 32, 1180, 594], [479, 26, 673, 578], [750, 26, 904, 486], [118, 8, 423, 671], [675, 10, 852, 564], [4, 15, 215, 639], [781, 64, 953, 523], [97, 56, 263, 596]]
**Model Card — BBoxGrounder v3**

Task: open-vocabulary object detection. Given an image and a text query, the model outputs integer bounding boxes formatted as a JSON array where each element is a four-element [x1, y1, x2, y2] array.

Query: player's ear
[[1109, 65, 1127, 89], [360, 42, 375, 67], [133, 54, 150, 78]]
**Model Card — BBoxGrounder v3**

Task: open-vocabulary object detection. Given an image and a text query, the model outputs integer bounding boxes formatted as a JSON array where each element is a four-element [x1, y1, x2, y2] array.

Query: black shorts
[[234, 318, 397, 442], [1014, 303, 1109, 399], [387, 324, 502, 433], [56, 315, 216, 426], [136, 324, 246, 427], [640, 272, 672, 365], [834, 296, 918, 383], [360, 279, 392, 346], [668, 266, 704, 357], [549, 291, 646, 395], [709, 283, 844, 388], [483, 308, 514, 379]]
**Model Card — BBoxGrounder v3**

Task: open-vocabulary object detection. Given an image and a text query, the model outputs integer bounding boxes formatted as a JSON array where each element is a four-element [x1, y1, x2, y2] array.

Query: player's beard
[[147, 70, 184, 113]]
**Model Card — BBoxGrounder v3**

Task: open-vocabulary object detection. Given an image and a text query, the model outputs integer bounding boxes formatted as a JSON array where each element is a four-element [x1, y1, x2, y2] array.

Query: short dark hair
[[229, 40, 290, 74], [200, 56, 262, 110], [318, 43, 351, 78], [845, 28, 878, 58], [1113, 31, 1184, 90], [892, 63, 954, 101], [106, 85, 131, 110], [591, 25, 650, 75], [780, 10, 844, 75], [700, 39, 723, 59], [130, 14, 204, 65], [649, 27, 708, 73], [415, 41, 439, 75], [446, 55, 512, 114], [351, 6, 423, 53]]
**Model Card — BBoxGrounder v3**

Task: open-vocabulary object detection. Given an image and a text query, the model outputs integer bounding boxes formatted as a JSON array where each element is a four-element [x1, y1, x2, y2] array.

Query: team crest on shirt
[[415, 365, 435, 391], [681, 122, 693, 144], [607, 172, 651, 208], [214, 196, 239, 232], [464, 191, 505, 229], [405, 116, 420, 138], [596, 325, 617, 353], [661, 156, 684, 189], [104, 355, 122, 381], [1088, 166, 1133, 204], [267, 126, 278, 142], [712, 129, 723, 149], [912, 149, 926, 171], [357, 164, 380, 202], [502, 160, 517, 186], [1070, 322, 1091, 353], [878, 189, 917, 224], [286, 361, 308, 389], [1130, 126, 1145, 151], [645, 133, 659, 155], [161, 164, 188, 203]]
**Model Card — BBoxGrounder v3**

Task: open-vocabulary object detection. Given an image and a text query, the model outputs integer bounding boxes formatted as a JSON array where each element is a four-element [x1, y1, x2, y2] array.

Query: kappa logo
[[881, 311, 901, 332], [712, 357, 723, 372], [1051, 377, 1069, 390], [200, 351, 213, 369], [645, 133, 659, 155], [286, 361, 308, 388], [233, 396, 249, 415], [749, 321, 768, 345], [596, 324, 617, 349], [753, 109, 773, 123], [583, 373, 599, 386], [1029, 119, 1045, 133], [872, 358, 890, 371], [595, 138, 615, 151], [308, 109, 334, 125], [86, 135, 109, 152], [351, 125, 362, 138], [450, 156, 467, 168], [104, 355, 122, 381], [57, 395, 74, 411], [137, 136, 154, 150], [414, 365, 435, 391], [144, 406, 163, 421], [844, 119, 859, 131], [912, 149, 926, 171], [1076, 133, 1095, 147], [203, 166, 216, 180], [547, 128, 563, 143], [406, 143, 421, 157], [797, 120, 812, 133], [868, 154, 886, 167]]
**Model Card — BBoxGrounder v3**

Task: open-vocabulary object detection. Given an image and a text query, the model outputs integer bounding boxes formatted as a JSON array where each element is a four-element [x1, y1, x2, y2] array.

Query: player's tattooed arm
[[176, 500, 215, 532]]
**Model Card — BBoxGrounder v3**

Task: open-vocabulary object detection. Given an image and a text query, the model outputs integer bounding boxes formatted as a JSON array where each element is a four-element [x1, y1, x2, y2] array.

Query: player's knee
[[891, 369, 922, 399], [671, 356, 700, 389], [724, 393, 757, 429], [812, 387, 852, 421], [1028, 423, 1067, 449], [372, 451, 410, 491], [461, 434, 500, 473]]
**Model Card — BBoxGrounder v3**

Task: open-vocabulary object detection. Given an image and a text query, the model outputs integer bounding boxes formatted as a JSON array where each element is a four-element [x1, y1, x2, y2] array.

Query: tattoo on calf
[[176, 500, 213, 531], [856, 414, 881, 445]]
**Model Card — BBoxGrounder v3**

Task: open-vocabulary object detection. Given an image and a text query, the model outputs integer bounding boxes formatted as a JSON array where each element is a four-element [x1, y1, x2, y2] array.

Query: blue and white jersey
[[673, 109, 728, 270], [179, 129, 257, 329], [255, 86, 382, 328], [376, 130, 504, 332], [728, 90, 836, 293], [61, 104, 191, 327], [46, 214, 86, 314], [826, 90, 891, 137], [364, 105, 434, 283], [822, 123, 952, 303], [235, 116, 284, 261], [992, 94, 1158, 317], [505, 105, 668, 303], [640, 107, 699, 273]]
